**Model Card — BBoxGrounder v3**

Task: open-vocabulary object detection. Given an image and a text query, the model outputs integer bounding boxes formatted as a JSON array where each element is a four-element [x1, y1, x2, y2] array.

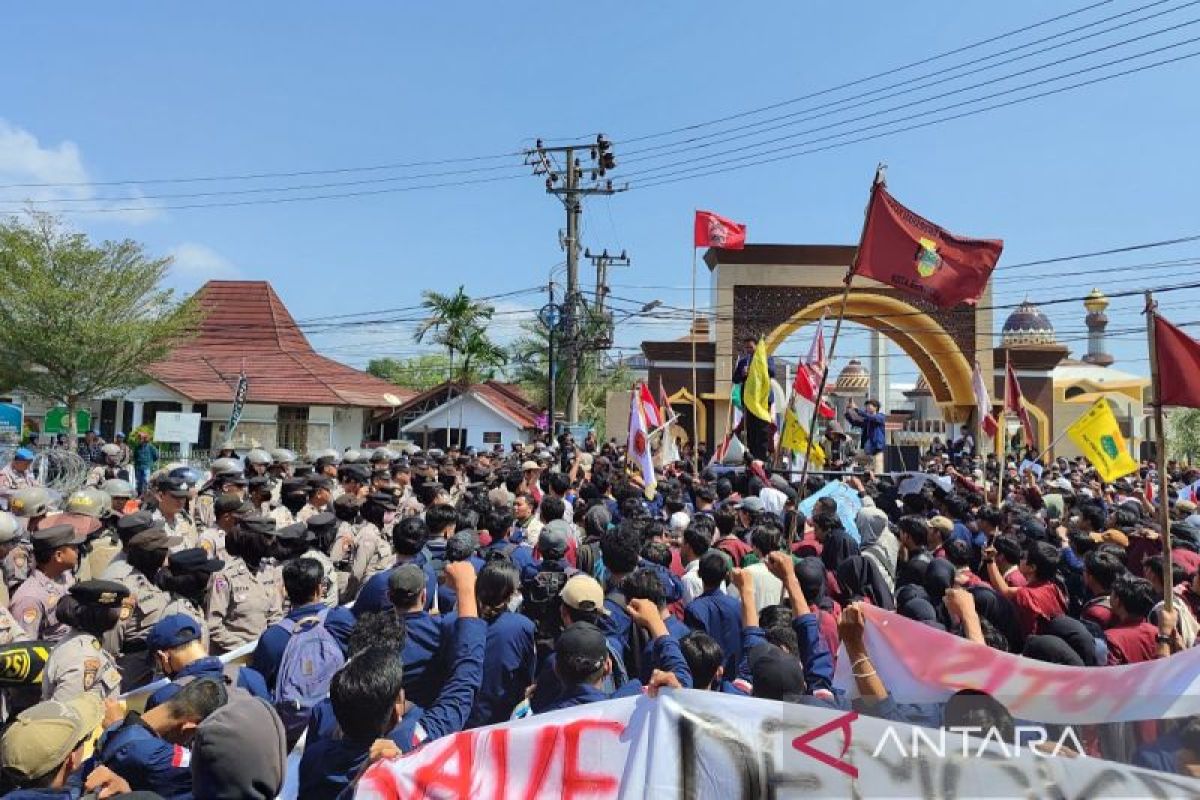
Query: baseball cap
[[69, 580, 129, 608], [365, 492, 397, 511], [116, 511, 168, 545], [0, 694, 103, 781], [538, 519, 571, 558], [521, 460, 540, 471], [148, 613, 204, 652], [736, 496, 765, 514], [555, 622, 609, 672], [928, 516, 954, 535], [560, 575, 609, 616], [127, 527, 171, 552], [387, 564, 427, 605], [13, 448, 34, 462]]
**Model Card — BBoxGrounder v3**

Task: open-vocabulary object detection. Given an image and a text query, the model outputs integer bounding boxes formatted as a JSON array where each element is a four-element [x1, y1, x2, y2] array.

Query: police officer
[[296, 475, 334, 523], [101, 478, 137, 516], [268, 448, 296, 506], [85, 444, 130, 488], [152, 476, 198, 551], [1, 490, 42, 593], [0, 510, 24, 607], [199, 492, 251, 558], [11, 524, 86, 642], [341, 492, 395, 599], [194, 457, 244, 530], [272, 477, 306, 528], [338, 462, 370, 501], [41, 579, 127, 703], [205, 514, 284, 655], [303, 512, 339, 607], [66, 488, 120, 580], [247, 474, 273, 514], [0, 448, 41, 510], [106, 519, 171, 690], [158, 547, 223, 648]]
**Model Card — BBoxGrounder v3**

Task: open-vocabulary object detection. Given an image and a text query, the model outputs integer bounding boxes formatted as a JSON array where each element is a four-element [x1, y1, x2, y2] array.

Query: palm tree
[[413, 286, 498, 446]]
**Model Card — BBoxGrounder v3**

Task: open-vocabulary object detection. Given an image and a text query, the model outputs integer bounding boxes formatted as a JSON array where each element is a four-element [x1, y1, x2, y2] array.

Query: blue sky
[[2, 1, 1198, 389]]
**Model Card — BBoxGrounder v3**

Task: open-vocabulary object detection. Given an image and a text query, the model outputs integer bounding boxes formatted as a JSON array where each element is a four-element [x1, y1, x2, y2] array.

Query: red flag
[[1154, 314, 1200, 408], [1145, 478, 1155, 505], [854, 184, 1003, 308], [1005, 362, 1035, 445], [657, 377, 675, 423], [972, 362, 999, 438], [694, 210, 747, 249], [637, 383, 662, 429], [792, 358, 835, 420]]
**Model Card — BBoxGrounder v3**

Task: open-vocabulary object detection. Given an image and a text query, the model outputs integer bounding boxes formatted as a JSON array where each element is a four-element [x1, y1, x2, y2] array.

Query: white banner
[[355, 689, 1200, 799], [834, 606, 1200, 724]]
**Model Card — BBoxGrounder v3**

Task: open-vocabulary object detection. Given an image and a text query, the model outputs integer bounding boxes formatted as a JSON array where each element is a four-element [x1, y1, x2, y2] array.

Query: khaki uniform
[[159, 510, 199, 552], [301, 547, 339, 607], [10, 569, 74, 643], [0, 606, 27, 644], [76, 533, 121, 582], [108, 569, 170, 690], [343, 522, 392, 599], [193, 494, 217, 531], [268, 505, 293, 529], [197, 526, 226, 559], [0, 466, 39, 509], [100, 555, 133, 582], [42, 631, 122, 703], [295, 503, 323, 524], [162, 594, 208, 649], [2, 543, 33, 592], [205, 555, 284, 655]]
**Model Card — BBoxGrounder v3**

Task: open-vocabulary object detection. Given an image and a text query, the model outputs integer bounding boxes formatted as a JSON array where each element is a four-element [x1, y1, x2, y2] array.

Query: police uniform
[[159, 547, 223, 651], [41, 580, 127, 703], [67, 488, 120, 581], [193, 492, 217, 530], [158, 510, 198, 552], [0, 455, 40, 510], [268, 504, 294, 528], [0, 604, 26, 645], [197, 526, 226, 559], [10, 525, 86, 643], [108, 527, 172, 690], [205, 547, 284, 655]]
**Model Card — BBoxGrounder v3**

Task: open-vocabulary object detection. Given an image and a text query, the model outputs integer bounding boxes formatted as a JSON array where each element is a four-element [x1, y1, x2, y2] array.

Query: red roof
[[143, 281, 415, 408], [391, 380, 540, 430]]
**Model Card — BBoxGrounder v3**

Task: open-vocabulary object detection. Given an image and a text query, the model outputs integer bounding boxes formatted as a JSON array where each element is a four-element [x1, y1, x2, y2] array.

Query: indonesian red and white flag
[[793, 355, 834, 422], [806, 312, 827, 376], [637, 382, 662, 430], [972, 362, 999, 438], [694, 210, 747, 249], [1005, 362, 1035, 445], [656, 378, 681, 466], [628, 387, 657, 496]]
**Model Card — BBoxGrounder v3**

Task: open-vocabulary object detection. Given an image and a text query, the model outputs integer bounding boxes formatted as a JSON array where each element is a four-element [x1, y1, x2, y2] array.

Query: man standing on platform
[[846, 398, 886, 473]]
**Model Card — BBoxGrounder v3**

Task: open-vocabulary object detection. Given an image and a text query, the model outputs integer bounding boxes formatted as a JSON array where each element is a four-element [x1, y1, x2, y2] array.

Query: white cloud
[[0, 119, 162, 224], [167, 242, 240, 285]]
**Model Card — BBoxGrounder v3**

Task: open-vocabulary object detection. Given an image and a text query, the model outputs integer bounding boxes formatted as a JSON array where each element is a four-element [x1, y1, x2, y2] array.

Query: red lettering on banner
[[411, 731, 474, 800], [562, 719, 624, 799], [791, 711, 859, 778], [488, 728, 509, 800], [521, 725, 562, 800]]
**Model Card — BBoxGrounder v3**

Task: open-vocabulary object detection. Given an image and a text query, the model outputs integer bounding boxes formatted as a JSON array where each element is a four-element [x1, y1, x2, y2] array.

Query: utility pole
[[526, 135, 626, 425], [585, 247, 630, 316]]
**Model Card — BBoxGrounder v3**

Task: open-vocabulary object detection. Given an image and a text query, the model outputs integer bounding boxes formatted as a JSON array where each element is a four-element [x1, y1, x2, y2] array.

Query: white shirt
[[759, 487, 787, 517], [681, 559, 705, 606], [725, 561, 782, 610]]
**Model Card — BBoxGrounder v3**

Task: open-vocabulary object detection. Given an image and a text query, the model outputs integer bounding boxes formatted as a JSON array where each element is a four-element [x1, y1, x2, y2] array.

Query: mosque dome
[[833, 359, 870, 396], [1002, 300, 1056, 346]]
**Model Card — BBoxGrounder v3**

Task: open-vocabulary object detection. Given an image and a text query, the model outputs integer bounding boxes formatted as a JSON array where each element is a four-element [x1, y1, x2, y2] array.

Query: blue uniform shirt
[[93, 712, 192, 799], [251, 602, 356, 690], [399, 610, 453, 708], [464, 610, 537, 728], [539, 635, 693, 714], [684, 588, 744, 678], [636, 615, 690, 683], [145, 656, 270, 711], [352, 559, 438, 616], [297, 616, 486, 800]]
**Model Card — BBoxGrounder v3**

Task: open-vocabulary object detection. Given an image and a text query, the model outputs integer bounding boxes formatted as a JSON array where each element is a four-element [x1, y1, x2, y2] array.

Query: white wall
[[405, 394, 530, 451], [332, 407, 365, 452]]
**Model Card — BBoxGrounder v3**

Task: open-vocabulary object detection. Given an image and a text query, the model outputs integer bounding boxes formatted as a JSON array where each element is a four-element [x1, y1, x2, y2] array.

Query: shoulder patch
[[21, 607, 37, 625], [83, 658, 100, 691]]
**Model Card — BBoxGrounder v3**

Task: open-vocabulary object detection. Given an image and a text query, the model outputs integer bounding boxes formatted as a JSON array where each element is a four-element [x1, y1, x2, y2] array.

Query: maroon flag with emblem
[[854, 184, 1002, 308], [694, 210, 747, 249]]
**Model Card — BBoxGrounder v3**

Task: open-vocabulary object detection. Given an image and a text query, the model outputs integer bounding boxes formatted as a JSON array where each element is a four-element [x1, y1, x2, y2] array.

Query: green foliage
[[413, 286, 505, 384], [507, 318, 631, 440], [1167, 408, 1200, 462], [366, 353, 456, 392], [0, 213, 202, 438]]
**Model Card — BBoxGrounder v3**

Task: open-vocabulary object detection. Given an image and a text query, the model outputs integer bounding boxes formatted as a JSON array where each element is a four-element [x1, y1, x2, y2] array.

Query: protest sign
[[798, 480, 862, 543]]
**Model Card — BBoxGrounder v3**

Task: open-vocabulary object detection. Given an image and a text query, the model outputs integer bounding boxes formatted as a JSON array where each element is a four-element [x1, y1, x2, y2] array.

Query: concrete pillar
[[180, 402, 194, 462], [868, 330, 889, 407], [130, 401, 144, 430]]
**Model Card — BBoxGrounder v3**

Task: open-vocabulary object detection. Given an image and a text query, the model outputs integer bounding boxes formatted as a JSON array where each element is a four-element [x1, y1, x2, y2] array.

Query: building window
[[1064, 386, 1086, 400], [482, 431, 502, 445], [278, 406, 309, 453]]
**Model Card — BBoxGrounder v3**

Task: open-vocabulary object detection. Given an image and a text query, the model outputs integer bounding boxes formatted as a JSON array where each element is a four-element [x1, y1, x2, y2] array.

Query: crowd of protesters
[[0, 423, 1198, 798]]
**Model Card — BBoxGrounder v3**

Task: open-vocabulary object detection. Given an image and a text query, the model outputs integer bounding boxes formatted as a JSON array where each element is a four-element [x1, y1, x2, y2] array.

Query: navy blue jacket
[[684, 588, 744, 678], [352, 558, 438, 615], [845, 407, 886, 454], [145, 656, 270, 711], [297, 616, 486, 800], [93, 712, 192, 799], [636, 615, 691, 683], [539, 634, 693, 714], [462, 610, 537, 728], [484, 534, 536, 576], [251, 602, 356, 690], [399, 610, 453, 708]]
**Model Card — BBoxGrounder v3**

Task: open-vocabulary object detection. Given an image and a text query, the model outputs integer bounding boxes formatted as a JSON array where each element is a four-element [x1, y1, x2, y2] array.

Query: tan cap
[[560, 575, 609, 616], [1090, 529, 1131, 548], [929, 516, 954, 534], [0, 694, 102, 781], [521, 460, 540, 471], [1178, 499, 1198, 514]]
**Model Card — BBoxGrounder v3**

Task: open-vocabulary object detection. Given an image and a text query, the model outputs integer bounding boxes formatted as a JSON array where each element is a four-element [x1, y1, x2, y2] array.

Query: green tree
[[366, 354, 453, 392], [1167, 407, 1200, 463], [507, 318, 630, 440], [0, 213, 201, 442], [413, 286, 504, 384]]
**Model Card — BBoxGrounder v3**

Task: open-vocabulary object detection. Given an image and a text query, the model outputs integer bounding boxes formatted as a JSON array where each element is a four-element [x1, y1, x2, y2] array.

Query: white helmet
[[100, 478, 135, 499], [270, 448, 296, 465], [370, 447, 393, 463], [100, 443, 122, 458], [317, 448, 340, 463], [209, 457, 243, 476], [342, 449, 363, 464], [245, 448, 272, 466], [0, 511, 17, 544]]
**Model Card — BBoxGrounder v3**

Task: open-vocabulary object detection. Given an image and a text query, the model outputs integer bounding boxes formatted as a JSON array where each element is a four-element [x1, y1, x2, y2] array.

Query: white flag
[[627, 388, 657, 497]]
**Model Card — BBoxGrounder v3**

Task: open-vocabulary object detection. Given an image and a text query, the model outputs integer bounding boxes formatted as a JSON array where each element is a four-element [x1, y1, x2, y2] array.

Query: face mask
[[507, 592, 523, 613]]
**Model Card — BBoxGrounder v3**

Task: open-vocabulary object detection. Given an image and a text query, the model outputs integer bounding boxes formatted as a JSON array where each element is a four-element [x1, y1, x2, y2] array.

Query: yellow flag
[[743, 339, 773, 422], [782, 407, 826, 467], [1066, 398, 1137, 482]]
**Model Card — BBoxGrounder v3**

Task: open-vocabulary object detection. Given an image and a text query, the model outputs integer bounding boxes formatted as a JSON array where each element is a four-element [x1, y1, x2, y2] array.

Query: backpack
[[600, 588, 633, 692], [521, 568, 579, 660], [272, 608, 345, 746], [575, 541, 601, 578]]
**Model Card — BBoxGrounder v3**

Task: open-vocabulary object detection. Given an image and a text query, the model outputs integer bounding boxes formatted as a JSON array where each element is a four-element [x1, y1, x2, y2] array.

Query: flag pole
[[691, 229, 701, 476], [797, 163, 885, 500], [1145, 290, 1174, 612], [997, 349, 1009, 509]]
